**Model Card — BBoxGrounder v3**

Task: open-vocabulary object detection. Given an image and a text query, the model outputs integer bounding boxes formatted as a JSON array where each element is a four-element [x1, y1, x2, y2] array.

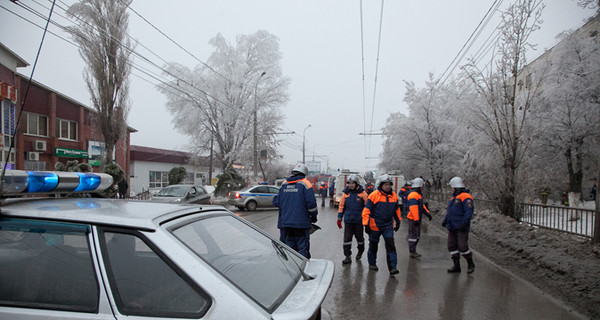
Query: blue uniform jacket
[[362, 187, 401, 230], [273, 174, 318, 229], [337, 186, 368, 224], [442, 189, 474, 231]]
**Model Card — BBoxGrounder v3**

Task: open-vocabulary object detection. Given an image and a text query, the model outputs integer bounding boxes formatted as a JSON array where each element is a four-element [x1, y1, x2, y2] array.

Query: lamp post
[[302, 124, 312, 164], [253, 71, 266, 180]]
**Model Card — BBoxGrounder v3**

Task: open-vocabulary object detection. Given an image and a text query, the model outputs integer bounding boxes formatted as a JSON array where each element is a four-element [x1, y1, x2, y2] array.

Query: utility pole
[[302, 124, 312, 163]]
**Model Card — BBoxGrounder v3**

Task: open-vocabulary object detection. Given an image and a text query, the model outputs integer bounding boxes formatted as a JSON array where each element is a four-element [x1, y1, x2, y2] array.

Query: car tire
[[246, 200, 257, 211]]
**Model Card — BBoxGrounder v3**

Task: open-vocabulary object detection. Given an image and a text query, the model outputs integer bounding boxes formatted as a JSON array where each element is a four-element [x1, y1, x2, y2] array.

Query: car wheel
[[246, 200, 257, 211], [236, 206, 245, 211]]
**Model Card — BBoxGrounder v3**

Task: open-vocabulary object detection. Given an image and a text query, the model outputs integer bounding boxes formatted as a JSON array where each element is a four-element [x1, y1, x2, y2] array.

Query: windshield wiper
[[271, 240, 314, 281]]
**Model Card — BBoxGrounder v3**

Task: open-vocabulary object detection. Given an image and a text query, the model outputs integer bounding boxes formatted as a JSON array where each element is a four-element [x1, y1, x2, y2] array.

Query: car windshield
[[171, 215, 305, 312], [156, 186, 188, 197]]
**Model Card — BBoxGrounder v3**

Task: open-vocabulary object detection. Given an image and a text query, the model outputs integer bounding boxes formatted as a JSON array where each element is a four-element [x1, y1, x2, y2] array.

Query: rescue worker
[[365, 182, 374, 195], [398, 181, 411, 218], [319, 182, 328, 207], [406, 177, 432, 258], [362, 174, 402, 275], [337, 174, 369, 264], [442, 176, 475, 274], [273, 163, 318, 259]]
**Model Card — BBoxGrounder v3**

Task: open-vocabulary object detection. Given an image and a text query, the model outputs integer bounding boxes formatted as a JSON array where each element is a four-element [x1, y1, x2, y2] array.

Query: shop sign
[[55, 147, 88, 158]]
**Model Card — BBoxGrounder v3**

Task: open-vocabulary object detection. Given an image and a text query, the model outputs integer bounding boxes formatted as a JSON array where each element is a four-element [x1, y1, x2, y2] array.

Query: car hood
[[149, 196, 183, 203], [272, 259, 334, 320]]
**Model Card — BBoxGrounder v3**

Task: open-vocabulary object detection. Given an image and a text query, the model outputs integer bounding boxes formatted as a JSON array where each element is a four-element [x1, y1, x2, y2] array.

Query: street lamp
[[302, 124, 312, 163], [253, 71, 266, 180]]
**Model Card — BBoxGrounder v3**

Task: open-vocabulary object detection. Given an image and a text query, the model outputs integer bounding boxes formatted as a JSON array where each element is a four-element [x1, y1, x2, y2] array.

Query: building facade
[[0, 42, 133, 176], [129, 145, 222, 195]]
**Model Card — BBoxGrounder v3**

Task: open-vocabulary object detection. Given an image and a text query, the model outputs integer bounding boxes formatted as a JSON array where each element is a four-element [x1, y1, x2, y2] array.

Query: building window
[[22, 112, 48, 137], [56, 118, 78, 141], [149, 171, 169, 189], [1, 101, 16, 169]]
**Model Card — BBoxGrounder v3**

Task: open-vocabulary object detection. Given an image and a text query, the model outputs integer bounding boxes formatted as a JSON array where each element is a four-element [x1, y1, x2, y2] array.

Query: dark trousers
[[407, 219, 421, 253], [367, 225, 397, 270], [282, 228, 311, 259], [447, 229, 472, 259], [343, 222, 365, 257]]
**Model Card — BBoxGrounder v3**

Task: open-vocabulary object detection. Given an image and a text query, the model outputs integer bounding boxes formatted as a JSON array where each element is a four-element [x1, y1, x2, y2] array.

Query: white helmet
[[347, 174, 359, 184], [377, 174, 393, 188], [292, 163, 308, 176], [411, 177, 424, 188], [449, 176, 465, 188]]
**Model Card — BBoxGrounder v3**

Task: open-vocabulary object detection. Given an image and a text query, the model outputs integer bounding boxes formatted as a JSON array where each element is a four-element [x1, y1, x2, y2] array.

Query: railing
[[424, 191, 596, 239], [518, 203, 595, 238]]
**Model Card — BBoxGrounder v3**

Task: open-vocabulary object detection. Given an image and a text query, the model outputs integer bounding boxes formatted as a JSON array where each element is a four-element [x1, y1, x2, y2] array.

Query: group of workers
[[273, 163, 475, 276]]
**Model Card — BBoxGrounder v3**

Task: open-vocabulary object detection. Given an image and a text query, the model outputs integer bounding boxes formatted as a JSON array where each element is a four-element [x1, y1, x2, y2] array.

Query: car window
[[156, 186, 188, 197], [196, 186, 207, 196], [189, 187, 197, 196], [101, 230, 211, 318], [0, 218, 98, 313], [268, 187, 279, 194], [255, 186, 268, 193], [171, 215, 305, 312]]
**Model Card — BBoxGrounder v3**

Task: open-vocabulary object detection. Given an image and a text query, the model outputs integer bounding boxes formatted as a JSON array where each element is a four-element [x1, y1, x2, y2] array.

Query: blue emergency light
[[1, 170, 113, 195]]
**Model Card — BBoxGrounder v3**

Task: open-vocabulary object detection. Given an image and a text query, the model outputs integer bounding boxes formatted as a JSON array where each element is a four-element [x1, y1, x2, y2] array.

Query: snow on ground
[[428, 200, 600, 319]]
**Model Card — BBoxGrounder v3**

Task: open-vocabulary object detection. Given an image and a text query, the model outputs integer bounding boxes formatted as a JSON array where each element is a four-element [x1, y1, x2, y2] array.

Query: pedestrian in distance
[[398, 181, 411, 218], [337, 174, 369, 264], [442, 177, 475, 274], [406, 177, 432, 258], [591, 182, 597, 201], [273, 163, 318, 259], [319, 182, 328, 207], [362, 174, 402, 275], [365, 182, 374, 195]]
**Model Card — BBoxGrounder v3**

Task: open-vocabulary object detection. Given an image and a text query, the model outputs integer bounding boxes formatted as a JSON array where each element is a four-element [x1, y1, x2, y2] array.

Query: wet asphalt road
[[231, 202, 587, 320]]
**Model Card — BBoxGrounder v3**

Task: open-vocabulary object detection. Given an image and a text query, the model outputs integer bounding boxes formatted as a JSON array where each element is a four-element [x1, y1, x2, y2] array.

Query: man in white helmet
[[362, 174, 402, 275], [442, 176, 475, 274], [406, 177, 432, 258], [273, 163, 318, 259], [337, 174, 369, 264]]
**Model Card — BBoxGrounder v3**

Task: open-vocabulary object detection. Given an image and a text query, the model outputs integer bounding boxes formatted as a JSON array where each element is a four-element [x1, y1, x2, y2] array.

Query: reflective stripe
[[343, 241, 353, 245], [449, 250, 460, 255], [308, 207, 318, 213], [408, 238, 418, 242], [461, 250, 471, 255], [357, 241, 364, 245]]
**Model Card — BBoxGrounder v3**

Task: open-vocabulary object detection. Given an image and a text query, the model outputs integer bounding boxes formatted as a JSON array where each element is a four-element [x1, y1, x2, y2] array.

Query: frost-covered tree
[[463, 0, 544, 219], [159, 31, 289, 172], [65, 0, 133, 168], [535, 31, 600, 206]]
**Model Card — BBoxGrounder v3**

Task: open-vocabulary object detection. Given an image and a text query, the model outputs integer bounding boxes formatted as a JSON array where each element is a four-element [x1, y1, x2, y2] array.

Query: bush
[[215, 169, 245, 196], [169, 167, 187, 185]]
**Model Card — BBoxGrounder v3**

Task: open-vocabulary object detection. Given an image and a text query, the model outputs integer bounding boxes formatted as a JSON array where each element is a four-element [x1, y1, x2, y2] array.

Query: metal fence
[[425, 191, 596, 239]]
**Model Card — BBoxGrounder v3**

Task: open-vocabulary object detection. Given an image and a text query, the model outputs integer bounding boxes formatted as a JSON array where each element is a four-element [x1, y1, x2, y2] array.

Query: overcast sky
[[0, 0, 596, 173]]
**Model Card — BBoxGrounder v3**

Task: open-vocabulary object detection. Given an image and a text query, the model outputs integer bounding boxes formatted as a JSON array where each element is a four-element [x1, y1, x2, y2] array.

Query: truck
[[332, 171, 367, 208]]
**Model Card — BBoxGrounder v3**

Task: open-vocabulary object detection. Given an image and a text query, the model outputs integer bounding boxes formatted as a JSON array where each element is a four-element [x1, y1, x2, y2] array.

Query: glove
[[337, 219, 342, 229], [414, 220, 421, 226], [427, 215, 432, 221], [459, 223, 468, 231], [394, 223, 400, 232], [364, 225, 371, 234], [311, 215, 318, 223], [441, 220, 447, 227]]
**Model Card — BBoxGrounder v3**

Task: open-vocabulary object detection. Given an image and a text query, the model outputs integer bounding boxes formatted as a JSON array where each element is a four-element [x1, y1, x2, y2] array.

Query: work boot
[[389, 268, 399, 275], [355, 252, 363, 260], [409, 252, 422, 258], [368, 264, 379, 271], [466, 257, 475, 274], [447, 257, 461, 273], [342, 256, 352, 264]]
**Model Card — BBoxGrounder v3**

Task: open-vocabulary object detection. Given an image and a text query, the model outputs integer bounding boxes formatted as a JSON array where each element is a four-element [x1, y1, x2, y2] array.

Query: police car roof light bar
[[1, 170, 113, 195]]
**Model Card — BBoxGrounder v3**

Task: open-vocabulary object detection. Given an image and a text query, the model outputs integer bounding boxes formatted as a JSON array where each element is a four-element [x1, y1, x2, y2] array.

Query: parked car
[[150, 184, 211, 204], [228, 185, 280, 211], [0, 170, 334, 319]]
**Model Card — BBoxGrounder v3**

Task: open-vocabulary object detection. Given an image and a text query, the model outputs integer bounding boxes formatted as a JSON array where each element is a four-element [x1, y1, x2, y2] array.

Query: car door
[[254, 186, 270, 207], [267, 187, 280, 208], [194, 186, 210, 204], [0, 218, 116, 319]]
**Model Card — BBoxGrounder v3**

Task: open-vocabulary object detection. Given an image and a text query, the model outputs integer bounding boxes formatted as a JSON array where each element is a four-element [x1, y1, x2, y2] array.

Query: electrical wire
[[367, 0, 385, 157]]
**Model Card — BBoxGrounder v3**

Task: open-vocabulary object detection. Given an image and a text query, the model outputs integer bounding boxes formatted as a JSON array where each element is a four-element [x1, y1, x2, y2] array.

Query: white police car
[[0, 171, 334, 319], [228, 185, 280, 211]]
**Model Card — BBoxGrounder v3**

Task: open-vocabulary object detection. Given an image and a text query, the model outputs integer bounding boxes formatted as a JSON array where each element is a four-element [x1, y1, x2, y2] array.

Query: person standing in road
[[442, 177, 475, 274], [273, 163, 318, 259], [362, 174, 402, 275], [398, 181, 411, 218], [406, 177, 432, 258], [337, 174, 369, 264], [319, 182, 328, 207]]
